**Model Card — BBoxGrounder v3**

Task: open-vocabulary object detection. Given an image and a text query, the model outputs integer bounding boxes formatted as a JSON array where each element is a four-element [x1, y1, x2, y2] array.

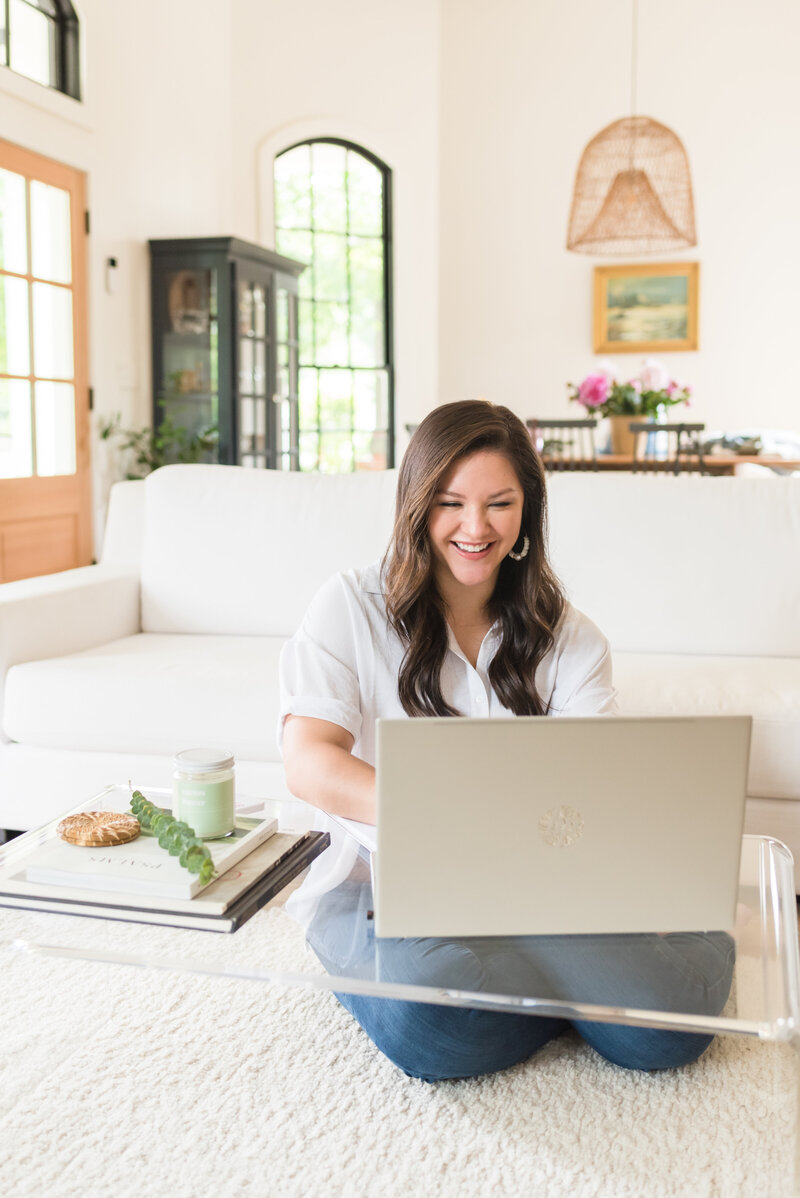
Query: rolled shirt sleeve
[[546, 605, 618, 717], [278, 573, 364, 752]]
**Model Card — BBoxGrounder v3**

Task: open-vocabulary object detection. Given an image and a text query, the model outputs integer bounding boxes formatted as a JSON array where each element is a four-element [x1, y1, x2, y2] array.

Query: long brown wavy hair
[[383, 400, 566, 717]]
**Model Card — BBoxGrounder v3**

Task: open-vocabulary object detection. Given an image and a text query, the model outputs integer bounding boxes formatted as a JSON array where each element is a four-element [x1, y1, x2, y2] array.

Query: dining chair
[[629, 422, 707, 475], [526, 418, 598, 471]]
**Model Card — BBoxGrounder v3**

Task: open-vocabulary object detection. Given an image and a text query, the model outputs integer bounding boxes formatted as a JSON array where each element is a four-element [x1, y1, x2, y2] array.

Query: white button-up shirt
[[278, 562, 617, 926], [279, 562, 616, 765]]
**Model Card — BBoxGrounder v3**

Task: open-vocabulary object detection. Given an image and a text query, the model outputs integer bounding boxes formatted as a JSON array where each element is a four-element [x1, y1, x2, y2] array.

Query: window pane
[[0, 275, 31, 375], [274, 145, 311, 230], [0, 378, 32, 478], [349, 237, 384, 367], [298, 298, 314, 362], [34, 380, 75, 475], [275, 230, 312, 299], [0, 169, 28, 273], [32, 282, 74, 378], [314, 302, 348, 367], [313, 233, 348, 303], [347, 150, 383, 237], [299, 431, 319, 472], [9, 0, 56, 88], [311, 142, 347, 234], [353, 429, 387, 471], [299, 367, 318, 430], [353, 370, 389, 432], [319, 432, 354, 473], [319, 368, 353, 431], [30, 180, 71, 284]]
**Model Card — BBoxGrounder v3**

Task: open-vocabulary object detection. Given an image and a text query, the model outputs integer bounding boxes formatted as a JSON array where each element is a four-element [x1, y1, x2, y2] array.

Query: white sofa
[[2, 464, 799, 881]]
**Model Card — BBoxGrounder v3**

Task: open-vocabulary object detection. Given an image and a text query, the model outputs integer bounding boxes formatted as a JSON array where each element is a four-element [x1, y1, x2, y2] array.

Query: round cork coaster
[[57, 811, 141, 847]]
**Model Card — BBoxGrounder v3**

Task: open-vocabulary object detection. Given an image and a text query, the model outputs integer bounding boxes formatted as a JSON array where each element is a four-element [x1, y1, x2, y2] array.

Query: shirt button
[[474, 693, 484, 704]]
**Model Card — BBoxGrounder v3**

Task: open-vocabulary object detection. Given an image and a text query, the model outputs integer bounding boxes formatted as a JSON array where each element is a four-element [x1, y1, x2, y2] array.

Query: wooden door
[[0, 138, 91, 581]]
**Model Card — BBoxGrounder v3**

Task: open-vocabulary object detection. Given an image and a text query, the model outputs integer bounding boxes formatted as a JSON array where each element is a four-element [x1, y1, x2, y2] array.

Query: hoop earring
[[507, 535, 530, 562]]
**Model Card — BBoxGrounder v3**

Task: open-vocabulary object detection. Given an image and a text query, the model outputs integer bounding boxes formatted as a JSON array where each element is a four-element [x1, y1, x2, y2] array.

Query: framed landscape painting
[[593, 262, 699, 353]]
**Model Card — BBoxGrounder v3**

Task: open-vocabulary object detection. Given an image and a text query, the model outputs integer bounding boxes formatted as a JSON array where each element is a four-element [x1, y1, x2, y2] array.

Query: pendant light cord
[[629, 0, 639, 169], [630, 0, 638, 117]]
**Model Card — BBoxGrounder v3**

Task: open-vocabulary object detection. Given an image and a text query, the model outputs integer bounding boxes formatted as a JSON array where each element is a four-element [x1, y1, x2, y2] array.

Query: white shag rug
[[0, 904, 795, 1198]]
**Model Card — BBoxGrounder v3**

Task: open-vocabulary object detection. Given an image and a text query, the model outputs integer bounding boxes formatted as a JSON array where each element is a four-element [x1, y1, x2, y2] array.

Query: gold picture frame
[[593, 262, 699, 354]]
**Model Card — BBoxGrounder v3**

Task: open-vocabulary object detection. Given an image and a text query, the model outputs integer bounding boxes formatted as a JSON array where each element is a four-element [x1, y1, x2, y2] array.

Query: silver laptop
[[374, 715, 751, 938]]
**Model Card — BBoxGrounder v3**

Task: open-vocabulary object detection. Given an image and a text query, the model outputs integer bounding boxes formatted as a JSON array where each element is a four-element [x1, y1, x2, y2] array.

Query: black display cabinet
[[149, 237, 306, 469]]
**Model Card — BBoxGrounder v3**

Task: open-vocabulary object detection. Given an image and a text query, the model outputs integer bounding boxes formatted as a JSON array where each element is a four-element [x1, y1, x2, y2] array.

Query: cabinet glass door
[[157, 268, 219, 443], [274, 283, 299, 470], [237, 272, 270, 468]]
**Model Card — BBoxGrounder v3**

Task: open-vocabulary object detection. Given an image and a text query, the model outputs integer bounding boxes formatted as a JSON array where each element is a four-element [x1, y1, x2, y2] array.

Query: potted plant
[[568, 360, 692, 455], [98, 404, 219, 480]]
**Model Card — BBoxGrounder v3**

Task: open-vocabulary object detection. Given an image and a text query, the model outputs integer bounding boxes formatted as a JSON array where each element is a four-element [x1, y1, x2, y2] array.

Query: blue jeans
[[307, 881, 735, 1082]]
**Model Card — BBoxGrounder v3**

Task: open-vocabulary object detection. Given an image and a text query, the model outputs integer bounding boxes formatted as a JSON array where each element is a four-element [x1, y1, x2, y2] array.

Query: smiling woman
[[277, 399, 736, 1082]]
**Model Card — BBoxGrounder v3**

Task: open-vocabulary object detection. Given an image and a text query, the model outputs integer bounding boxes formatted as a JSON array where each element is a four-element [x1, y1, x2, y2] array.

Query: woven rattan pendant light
[[566, 1, 696, 255]]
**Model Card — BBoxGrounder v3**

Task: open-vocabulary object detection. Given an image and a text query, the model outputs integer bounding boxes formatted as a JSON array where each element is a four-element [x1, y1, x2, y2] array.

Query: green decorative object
[[129, 789, 217, 886], [98, 403, 218, 480]]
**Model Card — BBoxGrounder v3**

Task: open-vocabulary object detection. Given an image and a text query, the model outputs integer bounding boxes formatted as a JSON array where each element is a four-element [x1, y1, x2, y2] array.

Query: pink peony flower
[[577, 373, 610, 408]]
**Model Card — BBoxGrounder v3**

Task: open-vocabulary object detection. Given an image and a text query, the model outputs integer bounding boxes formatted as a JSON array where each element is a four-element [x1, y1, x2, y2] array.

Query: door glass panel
[[0, 275, 31, 375], [0, 169, 28, 273], [9, 0, 56, 88], [238, 281, 253, 336], [0, 378, 33, 478], [239, 337, 254, 392], [30, 181, 71, 284], [254, 398, 266, 451], [32, 282, 73, 378], [253, 341, 266, 396], [0, 7, 7, 66], [276, 288, 289, 344], [253, 285, 266, 338], [34, 381, 75, 475]]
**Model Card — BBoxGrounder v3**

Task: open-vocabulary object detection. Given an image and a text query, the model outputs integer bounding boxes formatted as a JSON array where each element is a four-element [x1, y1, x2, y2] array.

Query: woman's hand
[[282, 715, 377, 824]]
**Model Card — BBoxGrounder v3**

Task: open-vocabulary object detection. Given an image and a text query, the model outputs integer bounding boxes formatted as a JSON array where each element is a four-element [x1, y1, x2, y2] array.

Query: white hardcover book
[[23, 815, 278, 900]]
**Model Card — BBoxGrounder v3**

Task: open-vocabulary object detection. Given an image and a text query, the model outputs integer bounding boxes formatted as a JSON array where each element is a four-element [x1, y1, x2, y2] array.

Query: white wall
[[229, 0, 441, 442], [439, 0, 800, 435], [0, 0, 234, 544]]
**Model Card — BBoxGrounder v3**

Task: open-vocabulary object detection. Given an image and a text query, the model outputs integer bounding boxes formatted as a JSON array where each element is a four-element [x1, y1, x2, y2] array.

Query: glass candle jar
[[172, 748, 235, 840]]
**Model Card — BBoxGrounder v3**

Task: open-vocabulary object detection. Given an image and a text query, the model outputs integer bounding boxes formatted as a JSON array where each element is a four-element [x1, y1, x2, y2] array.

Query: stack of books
[[0, 795, 329, 933]]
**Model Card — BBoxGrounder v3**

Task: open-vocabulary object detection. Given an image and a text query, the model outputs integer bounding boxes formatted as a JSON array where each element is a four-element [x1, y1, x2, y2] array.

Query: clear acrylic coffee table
[[2, 788, 799, 1193]]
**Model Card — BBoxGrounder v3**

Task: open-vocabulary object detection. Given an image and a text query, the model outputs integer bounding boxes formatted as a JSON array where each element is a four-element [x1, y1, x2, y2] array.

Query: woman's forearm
[[283, 721, 376, 824]]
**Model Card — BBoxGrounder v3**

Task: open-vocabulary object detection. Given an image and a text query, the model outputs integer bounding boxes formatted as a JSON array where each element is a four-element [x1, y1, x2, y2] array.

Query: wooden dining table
[[540, 453, 800, 476]]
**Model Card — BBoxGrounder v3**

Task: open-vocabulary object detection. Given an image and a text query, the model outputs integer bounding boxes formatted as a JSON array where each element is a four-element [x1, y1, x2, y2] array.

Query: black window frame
[[274, 136, 395, 472], [1, 0, 81, 101]]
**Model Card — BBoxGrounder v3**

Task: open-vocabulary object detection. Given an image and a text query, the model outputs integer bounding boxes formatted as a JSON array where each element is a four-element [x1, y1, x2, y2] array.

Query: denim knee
[[574, 1020, 715, 1072], [336, 990, 568, 1082]]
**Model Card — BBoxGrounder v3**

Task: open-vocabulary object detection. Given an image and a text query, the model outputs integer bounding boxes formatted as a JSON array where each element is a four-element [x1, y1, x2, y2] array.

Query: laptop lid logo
[[539, 805, 584, 848]]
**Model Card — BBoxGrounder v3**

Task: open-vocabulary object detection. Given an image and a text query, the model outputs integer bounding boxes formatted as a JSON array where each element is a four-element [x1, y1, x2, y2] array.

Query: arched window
[[274, 139, 393, 472], [0, 1, 81, 101]]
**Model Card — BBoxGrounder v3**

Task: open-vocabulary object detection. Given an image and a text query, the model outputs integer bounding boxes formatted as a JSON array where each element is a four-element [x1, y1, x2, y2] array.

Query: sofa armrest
[[0, 565, 141, 742]]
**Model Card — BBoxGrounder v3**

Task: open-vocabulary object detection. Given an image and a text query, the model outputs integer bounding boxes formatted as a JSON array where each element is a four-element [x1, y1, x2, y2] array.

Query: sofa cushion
[[614, 652, 800, 800], [546, 474, 800, 657], [140, 464, 398, 637], [3, 634, 286, 762]]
